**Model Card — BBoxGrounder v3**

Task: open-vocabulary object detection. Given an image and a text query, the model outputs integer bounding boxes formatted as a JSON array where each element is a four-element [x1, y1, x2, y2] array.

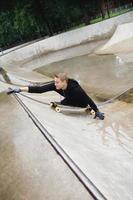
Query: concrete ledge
[[95, 22, 133, 54]]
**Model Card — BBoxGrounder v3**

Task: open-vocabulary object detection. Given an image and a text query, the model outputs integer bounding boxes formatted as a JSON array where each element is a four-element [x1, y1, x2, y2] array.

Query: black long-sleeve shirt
[[29, 79, 98, 112]]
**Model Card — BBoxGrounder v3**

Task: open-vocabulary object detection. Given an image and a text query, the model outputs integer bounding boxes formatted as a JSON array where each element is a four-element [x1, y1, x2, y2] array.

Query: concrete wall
[[0, 11, 133, 69], [95, 22, 133, 54]]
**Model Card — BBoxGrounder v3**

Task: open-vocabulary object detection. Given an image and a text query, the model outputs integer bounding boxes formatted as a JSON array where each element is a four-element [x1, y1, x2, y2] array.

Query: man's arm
[[72, 86, 98, 112], [28, 82, 55, 93], [72, 86, 104, 120], [7, 81, 55, 94], [20, 86, 29, 92]]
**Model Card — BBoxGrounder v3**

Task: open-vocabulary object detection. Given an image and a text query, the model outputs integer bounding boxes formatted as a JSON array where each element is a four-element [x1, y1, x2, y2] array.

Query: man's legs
[[87, 96, 98, 112], [60, 98, 71, 106]]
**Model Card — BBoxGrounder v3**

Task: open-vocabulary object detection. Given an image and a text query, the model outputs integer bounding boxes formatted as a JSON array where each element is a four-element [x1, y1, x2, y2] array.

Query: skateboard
[[50, 102, 92, 114]]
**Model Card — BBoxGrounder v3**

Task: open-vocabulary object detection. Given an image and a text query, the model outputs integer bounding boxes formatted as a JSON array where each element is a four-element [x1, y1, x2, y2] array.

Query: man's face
[[54, 77, 65, 90]]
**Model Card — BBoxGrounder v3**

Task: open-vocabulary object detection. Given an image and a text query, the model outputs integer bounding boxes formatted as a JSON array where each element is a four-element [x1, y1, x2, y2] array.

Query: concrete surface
[[0, 11, 133, 200], [36, 54, 133, 99], [95, 22, 133, 54], [18, 90, 133, 200], [0, 91, 94, 200]]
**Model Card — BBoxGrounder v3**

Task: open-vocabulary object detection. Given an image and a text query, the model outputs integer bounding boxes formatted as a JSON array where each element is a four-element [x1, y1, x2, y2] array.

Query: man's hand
[[94, 111, 104, 120], [7, 87, 21, 95]]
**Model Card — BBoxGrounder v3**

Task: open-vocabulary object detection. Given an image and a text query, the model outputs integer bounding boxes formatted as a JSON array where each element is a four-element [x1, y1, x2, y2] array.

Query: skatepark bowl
[[0, 16, 133, 200]]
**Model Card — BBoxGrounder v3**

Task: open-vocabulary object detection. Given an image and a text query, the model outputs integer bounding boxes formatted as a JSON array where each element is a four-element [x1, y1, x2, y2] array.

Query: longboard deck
[[50, 102, 92, 114]]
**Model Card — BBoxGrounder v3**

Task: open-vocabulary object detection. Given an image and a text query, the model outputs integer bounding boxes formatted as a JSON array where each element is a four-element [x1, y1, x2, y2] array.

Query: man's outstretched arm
[[7, 82, 55, 95]]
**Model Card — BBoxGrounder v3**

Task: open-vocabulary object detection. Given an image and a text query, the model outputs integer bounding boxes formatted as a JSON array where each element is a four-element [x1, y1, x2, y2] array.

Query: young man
[[7, 73, 104, 120]]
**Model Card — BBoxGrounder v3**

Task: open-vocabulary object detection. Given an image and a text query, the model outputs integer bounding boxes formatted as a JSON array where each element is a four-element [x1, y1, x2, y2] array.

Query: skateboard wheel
[[50, 102, 56, 107], [55, 107, 61, 112], [50, 102, 53, 107]]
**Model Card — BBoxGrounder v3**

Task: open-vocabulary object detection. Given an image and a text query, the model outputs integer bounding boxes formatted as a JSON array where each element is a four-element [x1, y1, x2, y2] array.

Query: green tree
[[0, 12, 15, 48]]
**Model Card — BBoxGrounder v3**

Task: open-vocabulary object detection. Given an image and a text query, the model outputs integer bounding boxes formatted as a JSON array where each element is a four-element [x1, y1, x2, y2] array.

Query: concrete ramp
[[98, 88, 133, 106], [0, 11, 133, 200], [117, 88, 133, 103], [95, 22, 133, 54], [0, 66, 51, 86], [1, 68, 133, 200], [0, 89, 95, 200], [15, 90, 133, 200]]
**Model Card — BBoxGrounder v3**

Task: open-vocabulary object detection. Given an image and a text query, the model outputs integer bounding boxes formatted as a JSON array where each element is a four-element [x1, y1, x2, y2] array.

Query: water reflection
[[88, 102, 133, 154], [36, 54, 133, 100]]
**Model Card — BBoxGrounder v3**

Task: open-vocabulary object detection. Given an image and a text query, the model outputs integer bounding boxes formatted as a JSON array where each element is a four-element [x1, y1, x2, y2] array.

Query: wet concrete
[[0, 92, 94, 200], [36, 54, 133, 100], [17, 90, 133, 200], [0, 52, 133, 199]]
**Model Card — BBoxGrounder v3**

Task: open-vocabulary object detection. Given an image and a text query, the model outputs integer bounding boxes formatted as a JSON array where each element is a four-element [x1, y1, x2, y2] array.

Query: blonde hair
[[54, 73, 68, 82]]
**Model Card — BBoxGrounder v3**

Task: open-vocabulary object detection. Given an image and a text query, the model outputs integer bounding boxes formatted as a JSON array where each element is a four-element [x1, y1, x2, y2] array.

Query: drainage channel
[[13, 93, 107, 200]]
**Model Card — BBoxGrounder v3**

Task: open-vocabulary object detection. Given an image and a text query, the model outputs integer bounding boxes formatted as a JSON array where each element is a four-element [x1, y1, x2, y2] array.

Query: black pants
[[60, 97, 98, 112]]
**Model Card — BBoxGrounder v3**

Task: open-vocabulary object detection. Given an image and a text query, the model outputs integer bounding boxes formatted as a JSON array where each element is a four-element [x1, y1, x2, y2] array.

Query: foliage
[[0, 0, 132, 49]]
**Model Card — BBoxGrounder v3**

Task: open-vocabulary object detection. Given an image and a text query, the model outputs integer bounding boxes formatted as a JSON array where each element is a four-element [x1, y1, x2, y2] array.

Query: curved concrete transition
[[95, 22, 133, 54], [0, 11, 133, 200], [95, 21, 133, 64]]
